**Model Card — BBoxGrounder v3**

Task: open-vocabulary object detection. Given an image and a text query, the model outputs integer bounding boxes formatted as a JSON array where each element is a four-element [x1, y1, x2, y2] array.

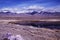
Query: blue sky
[[0, 0, 60, 8], [0, 0, 60, 13]]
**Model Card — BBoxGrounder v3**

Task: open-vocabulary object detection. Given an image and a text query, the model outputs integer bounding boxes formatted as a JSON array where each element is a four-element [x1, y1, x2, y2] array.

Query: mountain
[[26, 11, 38, 15], [26, 10, 60, 16], [0, 10, 60, 17]]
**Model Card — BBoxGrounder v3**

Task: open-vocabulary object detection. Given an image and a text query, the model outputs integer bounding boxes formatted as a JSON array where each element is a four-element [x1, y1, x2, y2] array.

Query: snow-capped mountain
[[0, 9, 60, 17], [0, 6, 60, 17]]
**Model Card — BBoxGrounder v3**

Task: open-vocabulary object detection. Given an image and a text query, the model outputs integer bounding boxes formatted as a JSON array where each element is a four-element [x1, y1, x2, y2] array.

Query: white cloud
[[42, 5, 60, 12], [0, 5, 60, 13], [0, 5, 44, 13], [27, 5, 44, 9]]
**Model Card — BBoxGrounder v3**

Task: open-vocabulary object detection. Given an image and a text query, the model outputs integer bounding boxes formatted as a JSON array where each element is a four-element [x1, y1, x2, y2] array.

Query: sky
[[0, 0, 60, 13]]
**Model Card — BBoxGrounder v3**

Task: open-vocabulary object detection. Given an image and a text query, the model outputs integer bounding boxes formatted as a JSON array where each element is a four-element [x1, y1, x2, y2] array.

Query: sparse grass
[[0, 19, 60, 40]]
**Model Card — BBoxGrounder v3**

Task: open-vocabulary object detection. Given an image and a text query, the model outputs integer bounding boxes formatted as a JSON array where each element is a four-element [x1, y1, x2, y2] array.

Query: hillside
[[0, 23, 60, 40], [0, 20, 60, 40]]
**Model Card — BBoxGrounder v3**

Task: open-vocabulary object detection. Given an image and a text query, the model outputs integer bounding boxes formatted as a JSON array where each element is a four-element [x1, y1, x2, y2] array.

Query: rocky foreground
[[0, 22, 60, 40]]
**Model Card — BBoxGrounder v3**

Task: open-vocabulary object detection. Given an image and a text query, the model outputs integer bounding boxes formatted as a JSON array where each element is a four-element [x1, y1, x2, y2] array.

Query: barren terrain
[[0, 19, 60, 40]]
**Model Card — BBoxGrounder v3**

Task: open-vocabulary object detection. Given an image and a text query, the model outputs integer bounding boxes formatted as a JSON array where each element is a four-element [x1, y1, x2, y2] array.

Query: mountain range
[[0, 10, 60, 17]]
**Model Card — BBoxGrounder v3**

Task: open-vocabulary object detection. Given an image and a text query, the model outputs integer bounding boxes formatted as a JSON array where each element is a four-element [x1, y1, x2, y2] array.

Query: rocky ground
[[0, 20, 60, 40]]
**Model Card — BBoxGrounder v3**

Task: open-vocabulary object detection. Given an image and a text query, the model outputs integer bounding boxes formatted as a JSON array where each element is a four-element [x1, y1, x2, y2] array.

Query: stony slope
[[0, 23, 60, 40]]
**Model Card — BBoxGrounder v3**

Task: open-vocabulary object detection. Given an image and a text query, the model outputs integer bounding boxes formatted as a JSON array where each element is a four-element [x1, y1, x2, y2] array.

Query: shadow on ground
[[9, 21, 60, 29]]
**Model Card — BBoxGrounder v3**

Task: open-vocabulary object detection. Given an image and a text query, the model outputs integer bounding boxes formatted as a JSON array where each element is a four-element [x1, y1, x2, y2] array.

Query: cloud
[[27, 5, 44, 9], [0, 5, 60, 13], [43, 5, 60, 12], [0, 5, 44, 13]]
